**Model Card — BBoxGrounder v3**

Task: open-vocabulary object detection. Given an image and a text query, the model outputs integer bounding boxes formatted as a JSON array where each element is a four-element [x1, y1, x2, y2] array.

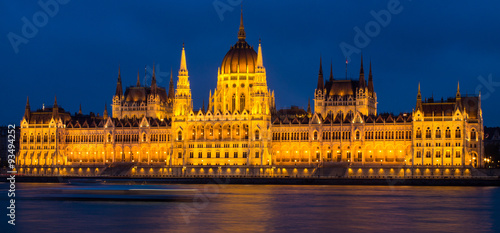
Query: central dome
[[220, 10, 257, 74], [221, 40, 257, 74]]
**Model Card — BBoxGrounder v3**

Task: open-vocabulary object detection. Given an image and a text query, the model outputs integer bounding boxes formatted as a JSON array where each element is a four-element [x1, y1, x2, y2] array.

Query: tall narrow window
[[455, 127, 461, 138], [240, 94, 245, 112], [255, 130, 260, 140], [232, 94, 236, 112]]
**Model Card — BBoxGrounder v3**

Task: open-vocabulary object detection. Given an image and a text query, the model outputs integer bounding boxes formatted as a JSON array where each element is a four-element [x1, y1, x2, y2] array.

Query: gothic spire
[[151, 64, 157, 95], [168, 67, 175, 100], [317, 56, 324, 90], [456, 81, 461, 98], [53, 95, 58, 108], [136, 70, 141, 87], [307, 98, 311, 116], [256, 39, 264, 70], [179, 43, 188, 75], [78, 104, 82, 115], [103, 102, 108, 119], [24, 96, 30, 120], [329, 60, 334, 82], [368, 60, 374, 95], [115, 66, 123, 97], [359, 54, 365, 88], [238, 8, 246, 40], [416, 83, 422, 111]]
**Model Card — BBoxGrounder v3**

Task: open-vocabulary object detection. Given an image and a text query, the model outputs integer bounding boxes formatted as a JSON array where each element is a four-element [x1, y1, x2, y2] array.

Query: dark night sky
[[1, 1, 500, 126]]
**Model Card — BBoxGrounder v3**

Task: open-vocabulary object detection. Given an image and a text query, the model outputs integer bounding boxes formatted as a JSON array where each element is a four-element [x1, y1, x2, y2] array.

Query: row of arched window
[[22, 133, 56, 144], [415, 127, 474, 140]]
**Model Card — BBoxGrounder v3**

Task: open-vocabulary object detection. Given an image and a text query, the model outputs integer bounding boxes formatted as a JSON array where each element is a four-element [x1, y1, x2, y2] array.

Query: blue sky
[[1, 0, 500, 126]]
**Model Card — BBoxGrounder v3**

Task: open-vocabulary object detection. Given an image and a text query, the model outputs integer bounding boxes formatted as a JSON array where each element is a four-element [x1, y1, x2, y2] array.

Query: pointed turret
[[53, 95, 58, 108], [136, 70, 141, 87], [174, 43, 193, 116], [359, 54, 365, 88], [256, 39, 264, 70], [416, 83, 422, 111], [151, 64, 157, 95], [78, 104, 82, 115], [179, 43, 188, 76], [168, 68, 175, 100], [103, 103, 108, 119], [115, 66, 123, 97], [455, 81, 462, 110], [24, 96, 30, 120], [307, 98, 312, 117], [238, 9, 246, 41], [52, 95, 59, 119], [329, 61, 334, 82], [317, 56, 324, 90], [368, 60, 374, 96]]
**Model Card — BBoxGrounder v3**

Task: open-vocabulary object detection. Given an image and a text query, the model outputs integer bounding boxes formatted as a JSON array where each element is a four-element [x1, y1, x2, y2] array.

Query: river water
[[1, 182, 499, 233]]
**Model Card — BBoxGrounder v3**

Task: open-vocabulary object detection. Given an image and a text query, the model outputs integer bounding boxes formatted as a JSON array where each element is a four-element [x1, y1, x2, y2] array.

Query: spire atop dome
[[238, 8, 246, 40], [53, 95, 58, 108]]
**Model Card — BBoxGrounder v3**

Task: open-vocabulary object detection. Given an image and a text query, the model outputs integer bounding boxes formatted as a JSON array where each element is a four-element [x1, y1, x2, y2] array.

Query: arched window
[[255, 130, 260, 140], [107, 134, 112, 142], [50, 133, 55, 142], [426, 127, 431, 139], [36, 134, 41, 143], [240, 94, 245, 112], [142, 133, 146, 142], [355, 131, 360, 140], [191, 126, 196, 140], [416, 128, 422, 139], [446, 127, 451, 138], [436, 127, 441, 138], [231, 94, 236, 112], [471, 129, 477, 141], [177, 131, 183, 141], [313, 131, 318, 140], [455, 127, 461, 138], [23, 133, 27, 143]]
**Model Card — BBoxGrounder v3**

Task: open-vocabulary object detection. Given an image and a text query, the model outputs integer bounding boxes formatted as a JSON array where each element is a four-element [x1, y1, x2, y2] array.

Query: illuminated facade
[[16, 12, 484, 176]]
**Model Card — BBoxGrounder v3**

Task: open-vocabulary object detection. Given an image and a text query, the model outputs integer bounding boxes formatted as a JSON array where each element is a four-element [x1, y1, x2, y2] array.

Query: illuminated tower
[[173, 44, 193, 116]]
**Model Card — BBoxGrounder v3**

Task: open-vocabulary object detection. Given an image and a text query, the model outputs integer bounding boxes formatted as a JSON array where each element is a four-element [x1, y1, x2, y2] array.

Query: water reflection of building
[[16, 12, 484, 177]]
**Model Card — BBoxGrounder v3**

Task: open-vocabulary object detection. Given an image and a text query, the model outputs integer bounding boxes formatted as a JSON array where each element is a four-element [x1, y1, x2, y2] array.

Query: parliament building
[[16, 12, 484, 177]]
